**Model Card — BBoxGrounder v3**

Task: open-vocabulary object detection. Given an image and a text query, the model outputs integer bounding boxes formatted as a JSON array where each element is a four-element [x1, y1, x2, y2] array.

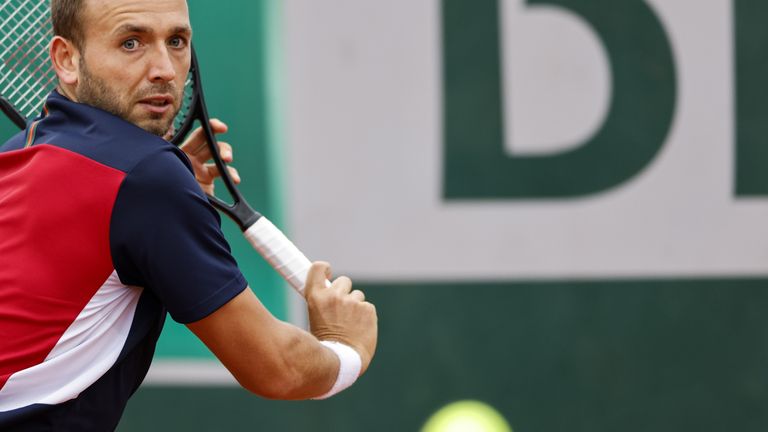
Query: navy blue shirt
[[0, 91, 247, 430]]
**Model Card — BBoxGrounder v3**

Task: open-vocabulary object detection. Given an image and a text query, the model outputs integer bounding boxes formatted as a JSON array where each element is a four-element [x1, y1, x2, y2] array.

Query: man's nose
[[148, 46, 176, 82]]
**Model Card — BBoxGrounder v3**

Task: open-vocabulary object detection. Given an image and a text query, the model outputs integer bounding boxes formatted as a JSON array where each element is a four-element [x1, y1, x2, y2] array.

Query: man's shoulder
[[38, 120, 183, 176], [121, 145, 197, 195]]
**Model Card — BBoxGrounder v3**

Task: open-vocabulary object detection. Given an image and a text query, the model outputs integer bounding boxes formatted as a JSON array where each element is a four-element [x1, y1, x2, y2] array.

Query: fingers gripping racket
[[0, 1, 317, 294]]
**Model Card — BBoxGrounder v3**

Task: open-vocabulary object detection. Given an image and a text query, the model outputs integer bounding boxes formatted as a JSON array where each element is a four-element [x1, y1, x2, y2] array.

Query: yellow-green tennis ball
[[421, 400, 513, 432]]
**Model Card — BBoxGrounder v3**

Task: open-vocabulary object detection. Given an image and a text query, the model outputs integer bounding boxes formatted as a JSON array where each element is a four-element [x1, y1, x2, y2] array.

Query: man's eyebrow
[[171, 26, 193, 37], [112, 24, 192, 37], [113, 24, 151, 36]]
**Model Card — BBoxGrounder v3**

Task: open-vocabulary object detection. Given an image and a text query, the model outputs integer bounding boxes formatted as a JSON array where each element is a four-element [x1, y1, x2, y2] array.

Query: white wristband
[[313, 341, 362, 400]]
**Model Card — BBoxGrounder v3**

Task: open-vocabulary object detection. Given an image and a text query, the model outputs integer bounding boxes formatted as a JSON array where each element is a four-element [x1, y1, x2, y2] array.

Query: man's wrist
[[312, 341, 362, 400]]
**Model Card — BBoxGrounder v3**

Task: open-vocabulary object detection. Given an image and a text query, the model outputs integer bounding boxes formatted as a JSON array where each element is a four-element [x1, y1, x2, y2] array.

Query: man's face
[[74, 0, 191, 136]]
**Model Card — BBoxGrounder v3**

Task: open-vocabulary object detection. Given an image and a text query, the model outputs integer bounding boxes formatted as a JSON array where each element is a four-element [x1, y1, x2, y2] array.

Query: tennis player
[[0, 0, 377, 430]]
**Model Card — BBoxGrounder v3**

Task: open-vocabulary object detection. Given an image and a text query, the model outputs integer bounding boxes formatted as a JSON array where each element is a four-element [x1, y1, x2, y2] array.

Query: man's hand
[[304, 262, 378, 376], [179, 119, 241, 195]]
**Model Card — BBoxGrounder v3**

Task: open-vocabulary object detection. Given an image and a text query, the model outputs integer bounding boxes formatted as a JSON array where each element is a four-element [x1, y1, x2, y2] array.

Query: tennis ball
[[421, 400, 513, 432]]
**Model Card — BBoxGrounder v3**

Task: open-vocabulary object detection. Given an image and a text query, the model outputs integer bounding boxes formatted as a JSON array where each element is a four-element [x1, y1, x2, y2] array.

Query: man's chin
[[126, 112, 173, 137], [134, 119, 173, 137], [130, 107, 179, 136]]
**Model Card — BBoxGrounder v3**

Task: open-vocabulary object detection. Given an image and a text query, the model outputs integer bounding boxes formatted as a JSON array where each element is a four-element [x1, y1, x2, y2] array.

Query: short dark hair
[[51, 0, 86, 50]]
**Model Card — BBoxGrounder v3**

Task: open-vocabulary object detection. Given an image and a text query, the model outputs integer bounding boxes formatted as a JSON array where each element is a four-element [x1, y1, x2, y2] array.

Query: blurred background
[[4, 0, 768, 430]]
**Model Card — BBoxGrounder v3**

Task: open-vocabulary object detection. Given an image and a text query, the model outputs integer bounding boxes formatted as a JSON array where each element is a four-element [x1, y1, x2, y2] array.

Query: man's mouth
[[138, 95, 174, 114]]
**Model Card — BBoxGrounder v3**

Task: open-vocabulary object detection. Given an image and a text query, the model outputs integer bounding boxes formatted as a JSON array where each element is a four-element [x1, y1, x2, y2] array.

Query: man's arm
[[187, 262, 378, 400]]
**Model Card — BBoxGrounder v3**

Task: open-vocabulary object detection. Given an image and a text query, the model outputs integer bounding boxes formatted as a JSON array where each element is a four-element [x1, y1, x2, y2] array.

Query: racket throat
[[208, 195, 262, 232]]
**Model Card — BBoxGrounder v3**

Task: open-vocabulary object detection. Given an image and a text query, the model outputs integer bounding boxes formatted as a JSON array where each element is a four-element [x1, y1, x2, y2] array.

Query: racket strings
[[172, 73, 196, 139], [0, 0, 56, 118]]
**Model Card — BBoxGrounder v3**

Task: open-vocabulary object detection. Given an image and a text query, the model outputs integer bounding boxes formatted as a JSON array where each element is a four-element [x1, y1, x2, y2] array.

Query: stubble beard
[[76, 58, 181, 137]]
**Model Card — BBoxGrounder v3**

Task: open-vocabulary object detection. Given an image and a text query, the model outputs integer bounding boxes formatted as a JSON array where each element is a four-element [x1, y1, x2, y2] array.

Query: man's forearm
[[243, 320, 341, 400], [187, 288, 343, 400], [188, 261, 377, 401]]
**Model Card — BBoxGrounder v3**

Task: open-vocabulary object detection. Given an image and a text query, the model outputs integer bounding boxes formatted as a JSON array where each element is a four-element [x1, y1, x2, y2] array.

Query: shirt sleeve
[[109, 147, 247, 323]]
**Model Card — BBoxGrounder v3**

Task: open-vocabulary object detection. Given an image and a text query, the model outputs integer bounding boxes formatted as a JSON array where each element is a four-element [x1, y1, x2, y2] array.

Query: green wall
[[119, 280, 768, 431]]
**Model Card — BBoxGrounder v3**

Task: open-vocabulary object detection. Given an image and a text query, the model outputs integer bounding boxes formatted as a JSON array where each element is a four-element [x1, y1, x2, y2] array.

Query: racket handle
[[243, 217, 329, 295]]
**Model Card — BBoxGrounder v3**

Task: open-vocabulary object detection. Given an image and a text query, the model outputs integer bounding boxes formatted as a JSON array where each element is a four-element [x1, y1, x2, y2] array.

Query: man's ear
[[50, 36, 80, 86]]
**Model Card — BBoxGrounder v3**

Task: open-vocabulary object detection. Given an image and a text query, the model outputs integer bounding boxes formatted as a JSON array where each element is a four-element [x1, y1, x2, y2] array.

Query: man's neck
[[56, 85, 78, 103]]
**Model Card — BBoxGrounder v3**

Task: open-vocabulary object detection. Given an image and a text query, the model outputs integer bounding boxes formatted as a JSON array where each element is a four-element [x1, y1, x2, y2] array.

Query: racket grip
[[243, 217, 329, 295]]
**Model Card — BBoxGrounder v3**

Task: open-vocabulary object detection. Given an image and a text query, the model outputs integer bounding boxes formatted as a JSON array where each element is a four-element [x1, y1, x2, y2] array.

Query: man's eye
[[122, 39, 138, 50], [169, 37, 186, 48]]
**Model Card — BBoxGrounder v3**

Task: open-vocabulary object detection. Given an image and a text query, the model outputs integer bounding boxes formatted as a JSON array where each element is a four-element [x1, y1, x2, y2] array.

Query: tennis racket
[[0, 0, 318, 294]]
